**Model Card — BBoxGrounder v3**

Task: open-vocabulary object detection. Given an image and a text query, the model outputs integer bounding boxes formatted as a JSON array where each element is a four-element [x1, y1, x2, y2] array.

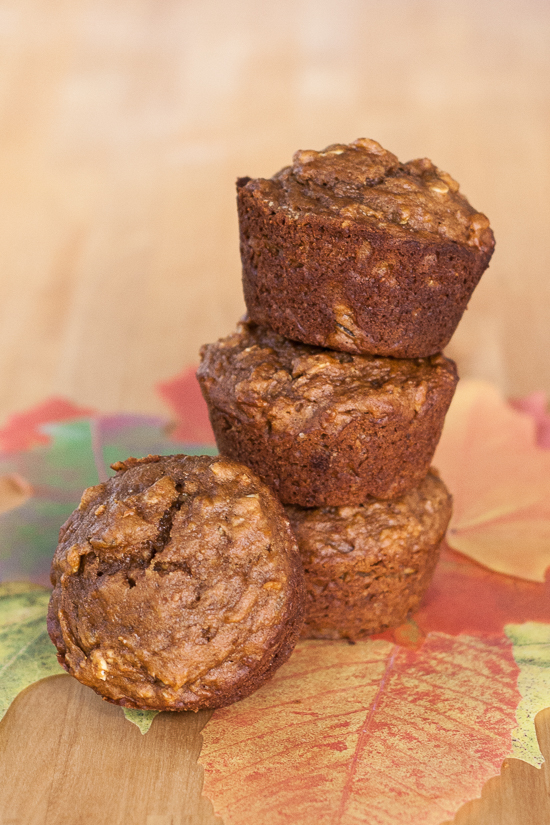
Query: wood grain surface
[[0, 675, 220, 825], [1, 1, 550, 823]]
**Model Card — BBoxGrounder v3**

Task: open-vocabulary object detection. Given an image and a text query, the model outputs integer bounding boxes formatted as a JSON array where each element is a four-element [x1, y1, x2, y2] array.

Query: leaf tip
[[122, 708, 160, 734]]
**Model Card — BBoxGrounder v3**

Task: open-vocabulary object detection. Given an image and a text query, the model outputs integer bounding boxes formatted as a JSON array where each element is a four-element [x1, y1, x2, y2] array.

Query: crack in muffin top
[[48, 454, 303, 708]]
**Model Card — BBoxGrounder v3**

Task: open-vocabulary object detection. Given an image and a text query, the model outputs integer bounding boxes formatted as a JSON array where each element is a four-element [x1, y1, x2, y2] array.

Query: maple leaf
[[0, 411, 216, 585], [200, 634, 519, 825], [0, 387, 548, 822], [0, 398, 93, 453], [433, 380, 550, 582]]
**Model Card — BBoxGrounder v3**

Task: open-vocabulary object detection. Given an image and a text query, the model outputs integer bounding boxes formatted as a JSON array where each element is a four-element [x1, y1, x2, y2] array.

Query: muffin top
[[198, 322, 458, 436], [239, 137, 494, 251], [48, 454, 304, 710]]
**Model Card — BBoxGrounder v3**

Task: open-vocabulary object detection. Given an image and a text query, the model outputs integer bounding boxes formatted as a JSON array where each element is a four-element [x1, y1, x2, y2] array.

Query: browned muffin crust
[[238, 138, 495, 358], [48, 454, 305, 711], [285, 470, 452, 640], [198, 323, 458, 506]]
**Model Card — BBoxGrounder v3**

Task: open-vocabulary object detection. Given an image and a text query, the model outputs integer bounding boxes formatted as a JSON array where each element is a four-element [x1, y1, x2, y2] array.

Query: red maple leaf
[[0, 398, 94, 453], [156, 367, 215, 444], [414, 543, 550, 640]]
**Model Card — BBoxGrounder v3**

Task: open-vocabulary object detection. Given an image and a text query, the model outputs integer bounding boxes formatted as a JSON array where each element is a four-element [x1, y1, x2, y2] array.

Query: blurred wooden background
[[0, 0, 548, 422]]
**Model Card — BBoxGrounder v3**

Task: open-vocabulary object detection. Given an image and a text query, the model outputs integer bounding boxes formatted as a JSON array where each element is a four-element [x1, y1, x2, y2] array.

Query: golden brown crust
[[48, 454, 305, 711], [198, 323, 458, 505], [237, 138, 495, 358], [285, 470, 452, 640], [273, 139, 493, 249]]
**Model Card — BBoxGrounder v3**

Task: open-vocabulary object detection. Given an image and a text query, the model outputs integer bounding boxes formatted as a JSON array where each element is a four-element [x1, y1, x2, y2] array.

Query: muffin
[[285, 470, 452, 640], [197, 322, 458, 506], [47, 454, 305, 711], [238, 137, 495, 358]]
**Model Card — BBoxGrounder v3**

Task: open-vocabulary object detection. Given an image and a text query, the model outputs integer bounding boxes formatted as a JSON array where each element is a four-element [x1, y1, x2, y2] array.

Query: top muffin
[[238, 138, 495, 358]]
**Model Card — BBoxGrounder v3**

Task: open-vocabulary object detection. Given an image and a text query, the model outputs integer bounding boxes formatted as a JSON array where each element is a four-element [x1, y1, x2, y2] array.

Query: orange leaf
[[433, 380, 550, 581], [200, 634, 519, 825]]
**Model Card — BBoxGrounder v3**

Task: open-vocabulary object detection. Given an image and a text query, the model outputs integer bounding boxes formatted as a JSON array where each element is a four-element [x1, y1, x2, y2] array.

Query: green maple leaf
[[0, 581, 63, 718], [0, 414, 216, 584]]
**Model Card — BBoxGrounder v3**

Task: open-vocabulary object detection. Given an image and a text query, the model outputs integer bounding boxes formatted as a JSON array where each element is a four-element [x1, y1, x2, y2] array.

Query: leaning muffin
[[285, 470, 452, 640], [198, 322, 458, 506], [238, 137, 494, 358], [48, 454, 305, 711]]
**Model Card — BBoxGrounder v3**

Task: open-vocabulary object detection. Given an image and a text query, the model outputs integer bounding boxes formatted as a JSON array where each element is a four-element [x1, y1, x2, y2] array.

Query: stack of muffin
[[198, 138, 495, 641]]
